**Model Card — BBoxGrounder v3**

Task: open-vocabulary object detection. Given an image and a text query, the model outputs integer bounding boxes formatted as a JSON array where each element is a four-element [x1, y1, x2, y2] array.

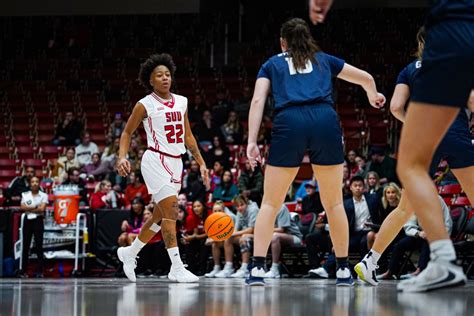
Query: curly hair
[[280, 18, 321, 71], [138, 53, 176, 92]]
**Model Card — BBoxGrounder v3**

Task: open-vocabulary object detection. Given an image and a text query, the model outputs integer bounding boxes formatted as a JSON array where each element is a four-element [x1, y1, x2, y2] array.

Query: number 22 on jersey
[[164, 111, 184, 144]]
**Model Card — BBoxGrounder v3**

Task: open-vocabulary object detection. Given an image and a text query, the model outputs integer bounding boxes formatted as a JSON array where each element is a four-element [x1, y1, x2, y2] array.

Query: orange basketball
[[204, 212, 234, 241]]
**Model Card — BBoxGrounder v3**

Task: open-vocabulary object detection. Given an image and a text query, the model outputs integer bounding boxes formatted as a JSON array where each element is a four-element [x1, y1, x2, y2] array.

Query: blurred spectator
[[346, 150, 360, 178], [433, 159, 458, 185], [301, 181, 324, 214], [134, 148, 146, 172], [265, 205, 304, 278], [354, 155, 368, 178], [342, 164, 351, 198], [52, 111, 83, 146], [366, 183, 402, 250], [294, 175, 318, 201], [62, 167, 88, 206], [90, 180, 125, 209], [367, 146, 398, 185], [211, 87, 232, 126], [177, 193, 188, 208], [109, 112, 126, 139], [82, 153, 114, 181], [205, 201, 237, 277], [118, 197, 146, 247], [4, 166, 35, 206], [181, 200, 212, 275], [18, 176, 48, 278], [208, 136, 231, 169], [238, 161, 264, 205], [127, 136, 142, 168], [233, 85, 251, 121], [379, 196, 452, 280], [75, 131, 99, 167], [212, 170, 238, 202], [52, 147, 80, 182], [306, 212, 332, 272], [188, 94, 209, 123], [215, 194, 259, 278], [124, 171, 150, 208], [183, 159, 201, 190], [184, 165, 207, 202], [102, 137, 120, 163], [365, 171, 383, 196], [220, 111, 243, 144], [210, 161, 224, 192], [194, 110, 222, 146]]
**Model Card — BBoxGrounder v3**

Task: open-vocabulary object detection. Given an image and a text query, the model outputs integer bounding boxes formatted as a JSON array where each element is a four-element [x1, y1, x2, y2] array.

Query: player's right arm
[[390, 84, 410, 123], [247, 78, 271, 169], [337, 64, 386, 108], [117, 103, 146, 177]]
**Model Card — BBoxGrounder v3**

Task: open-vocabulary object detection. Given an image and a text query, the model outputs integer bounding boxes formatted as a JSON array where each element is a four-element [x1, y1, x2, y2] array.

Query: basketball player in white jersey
[[116, 53, 209, 283]]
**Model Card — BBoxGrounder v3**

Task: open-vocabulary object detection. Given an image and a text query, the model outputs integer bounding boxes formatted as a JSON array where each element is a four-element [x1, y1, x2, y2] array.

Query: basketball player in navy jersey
[[355, 27, 474, 291], [310, 0, 474, 293], [245, 18, 385, 286]]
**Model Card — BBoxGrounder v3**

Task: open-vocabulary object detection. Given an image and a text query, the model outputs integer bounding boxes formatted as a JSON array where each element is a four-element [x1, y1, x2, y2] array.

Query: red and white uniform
[[139, 92, 187, 202]]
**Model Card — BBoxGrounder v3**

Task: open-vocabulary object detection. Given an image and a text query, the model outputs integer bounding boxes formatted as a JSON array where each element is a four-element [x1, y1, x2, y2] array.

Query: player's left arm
[[184, 110, 210, 189], [390, 84, 410, 123]]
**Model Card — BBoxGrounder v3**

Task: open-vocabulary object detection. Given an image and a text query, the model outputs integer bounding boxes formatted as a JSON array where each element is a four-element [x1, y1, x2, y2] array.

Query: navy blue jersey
[[428, 0, 474, 26], [396, 60, 422, 87], [257, 52, 345, 110], [396, 60, 470, 130]]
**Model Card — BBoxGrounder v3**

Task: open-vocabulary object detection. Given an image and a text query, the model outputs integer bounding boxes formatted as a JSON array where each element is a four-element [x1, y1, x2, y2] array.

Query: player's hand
[[368, 92, 386, 109], [247, 142, 262, 171], [116, 157, 131, 177], [200, 165, 210, 191], [418, 231, 427, 240], [309, 0, 334, 24]]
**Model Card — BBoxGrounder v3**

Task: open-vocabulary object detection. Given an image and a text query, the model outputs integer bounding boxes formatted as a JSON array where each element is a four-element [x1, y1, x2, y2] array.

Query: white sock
[[240, 263, 248, 270], [271, 263, 280, 271], [167, 247, 184, 266], [129, 238, 146, 256], [224, 262, 233, 269], [213, 265, 221, 270], [367, 250, 381, 265], [430, 239, 456, 262]]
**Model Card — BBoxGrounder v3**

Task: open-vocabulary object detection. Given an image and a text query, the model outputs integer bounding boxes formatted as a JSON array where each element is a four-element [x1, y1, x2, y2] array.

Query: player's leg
[[355, 193, 414, 285], [246, 165, 299, 285], [312, 163, 353, 286], [397, 101, 465, 291], [157, 195, 199, 283], [265, 233, 296, 279]]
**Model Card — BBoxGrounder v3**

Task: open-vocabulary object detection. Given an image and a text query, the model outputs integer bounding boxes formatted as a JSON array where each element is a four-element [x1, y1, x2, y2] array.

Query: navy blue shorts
[[412, 20, 474, 108], [429, 111, 474, 176], [267, 104, 344, 167]]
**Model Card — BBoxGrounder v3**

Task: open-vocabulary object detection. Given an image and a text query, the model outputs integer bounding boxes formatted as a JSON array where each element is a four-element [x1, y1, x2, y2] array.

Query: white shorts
[[141, 150, 183, 203]]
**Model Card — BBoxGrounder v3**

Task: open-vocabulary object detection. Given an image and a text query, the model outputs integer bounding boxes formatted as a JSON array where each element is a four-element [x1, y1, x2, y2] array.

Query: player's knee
[[271, 233, 280, 243]]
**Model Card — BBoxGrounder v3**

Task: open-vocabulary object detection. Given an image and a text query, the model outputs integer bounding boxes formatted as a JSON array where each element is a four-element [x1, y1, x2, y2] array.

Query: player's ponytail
[[281, 18, 320, 71], [415, 26, 426, 61]]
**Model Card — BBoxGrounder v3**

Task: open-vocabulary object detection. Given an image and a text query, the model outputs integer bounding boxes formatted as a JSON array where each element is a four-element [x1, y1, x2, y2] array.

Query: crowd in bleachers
[[0, 9, 473, 277]]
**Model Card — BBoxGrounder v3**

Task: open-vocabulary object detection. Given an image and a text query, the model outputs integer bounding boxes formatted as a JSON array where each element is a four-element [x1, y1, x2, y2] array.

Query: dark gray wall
[[0, 0, 200, 16]]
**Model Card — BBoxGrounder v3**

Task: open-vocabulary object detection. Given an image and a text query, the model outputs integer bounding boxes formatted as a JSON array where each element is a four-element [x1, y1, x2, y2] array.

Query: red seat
[[39, 146, 63, 159], [12, 135, 32, 146], [0, 158, 19, 168], [22, 159, 46, 169], [0, 146, 13, 159], [438, 184, 462, 196], [15, 146, 38, 159], [0, 169, 20, 181], [451, 196, 471, 207]]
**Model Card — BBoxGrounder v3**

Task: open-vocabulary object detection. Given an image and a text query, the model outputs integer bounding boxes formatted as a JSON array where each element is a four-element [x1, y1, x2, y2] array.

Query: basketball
[[204, 212, 234, 241]]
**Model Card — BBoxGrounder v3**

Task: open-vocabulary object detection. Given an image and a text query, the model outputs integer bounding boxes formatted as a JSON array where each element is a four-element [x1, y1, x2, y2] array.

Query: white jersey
[[139, 92, 187, 157]]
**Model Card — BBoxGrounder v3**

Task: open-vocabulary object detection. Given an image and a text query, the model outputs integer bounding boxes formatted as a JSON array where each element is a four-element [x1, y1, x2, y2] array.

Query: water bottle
[[83, 227, 89, 245]]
